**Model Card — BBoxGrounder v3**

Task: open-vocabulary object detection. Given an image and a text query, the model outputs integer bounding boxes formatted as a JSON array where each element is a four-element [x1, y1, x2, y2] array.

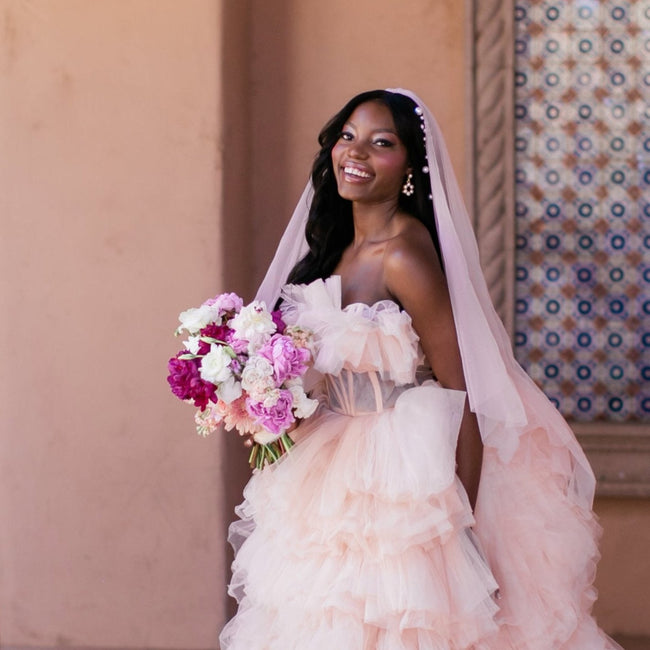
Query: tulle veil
[[256, 88, 595, 507], [254, 88, 617, 647]]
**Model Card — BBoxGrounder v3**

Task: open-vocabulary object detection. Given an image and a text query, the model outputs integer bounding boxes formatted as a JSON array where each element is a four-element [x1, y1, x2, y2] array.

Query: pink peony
[[203, 292, 243, 314], [247, 389, 295, 435], [167, 353, 217, 410], [257, 333, 311, 384], [227, 334, 249, 355]]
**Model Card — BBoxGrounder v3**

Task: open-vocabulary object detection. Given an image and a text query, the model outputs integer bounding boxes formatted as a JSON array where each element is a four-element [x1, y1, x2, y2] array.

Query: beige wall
[[248, 0, 469, 288], [0, 1, 647, 648], [0, 1, 228, 647], [594, 497, 650, 635]]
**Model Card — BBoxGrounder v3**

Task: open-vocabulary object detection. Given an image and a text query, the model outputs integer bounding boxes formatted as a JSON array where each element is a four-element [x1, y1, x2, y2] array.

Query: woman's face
[[331, 100, 410, 205]]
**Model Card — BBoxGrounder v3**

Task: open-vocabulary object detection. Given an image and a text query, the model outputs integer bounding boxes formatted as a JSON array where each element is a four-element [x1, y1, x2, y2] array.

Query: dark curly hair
[[287, 90, 440, 286]]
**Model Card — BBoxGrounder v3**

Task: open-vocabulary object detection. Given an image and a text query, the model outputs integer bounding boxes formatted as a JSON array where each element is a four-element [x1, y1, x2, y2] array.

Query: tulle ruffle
[[220, 385, 500, 649], [281, 276, 420, 385], [475, 432, 621, 650]]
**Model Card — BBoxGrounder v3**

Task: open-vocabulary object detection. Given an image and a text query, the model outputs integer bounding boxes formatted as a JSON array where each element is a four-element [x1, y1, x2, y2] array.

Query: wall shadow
[[220, 0, 292, 625]]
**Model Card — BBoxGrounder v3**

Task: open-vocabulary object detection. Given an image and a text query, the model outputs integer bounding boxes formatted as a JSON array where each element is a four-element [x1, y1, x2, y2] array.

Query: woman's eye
[[374, 139, 394, 147], [340, 132, 353, 141]]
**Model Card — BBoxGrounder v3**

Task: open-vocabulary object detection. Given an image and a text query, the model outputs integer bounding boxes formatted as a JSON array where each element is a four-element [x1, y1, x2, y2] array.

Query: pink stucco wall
[[1, 1, 227, 646], [0, 1, 647, 647]]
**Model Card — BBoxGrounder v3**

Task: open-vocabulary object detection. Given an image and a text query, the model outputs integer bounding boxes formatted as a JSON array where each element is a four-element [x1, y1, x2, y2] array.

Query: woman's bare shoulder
[[384, 216, 442, 281], [383, 216, 453, 340]]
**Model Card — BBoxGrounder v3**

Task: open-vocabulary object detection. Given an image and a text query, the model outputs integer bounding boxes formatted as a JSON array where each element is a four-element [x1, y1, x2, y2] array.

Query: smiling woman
[[218, 89, 621, 649], [286, 91, 441, 296]]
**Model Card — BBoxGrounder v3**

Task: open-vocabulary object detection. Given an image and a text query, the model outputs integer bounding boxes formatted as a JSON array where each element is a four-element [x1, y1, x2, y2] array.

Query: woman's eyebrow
[[344, 120, 398, 135]]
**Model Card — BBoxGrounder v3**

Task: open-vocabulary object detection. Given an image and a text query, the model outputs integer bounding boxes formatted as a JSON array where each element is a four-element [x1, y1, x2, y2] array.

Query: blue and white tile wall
[[514, 0, 650, 421]]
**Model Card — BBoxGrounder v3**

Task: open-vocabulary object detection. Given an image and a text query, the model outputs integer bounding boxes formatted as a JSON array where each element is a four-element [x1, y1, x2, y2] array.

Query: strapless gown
[[219, 277, 620, 650]]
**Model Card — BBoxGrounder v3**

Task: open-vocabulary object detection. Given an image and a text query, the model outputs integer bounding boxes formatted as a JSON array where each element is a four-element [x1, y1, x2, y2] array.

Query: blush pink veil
[[256, 88, 613, 647]]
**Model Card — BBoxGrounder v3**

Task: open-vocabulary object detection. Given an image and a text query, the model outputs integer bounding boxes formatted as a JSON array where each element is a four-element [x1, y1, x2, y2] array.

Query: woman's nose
[[347, 140, 368, 159]]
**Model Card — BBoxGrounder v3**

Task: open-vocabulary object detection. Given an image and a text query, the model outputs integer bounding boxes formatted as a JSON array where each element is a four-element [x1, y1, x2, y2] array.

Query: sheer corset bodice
[[323, 367, 435, 416], [325, 370, 414, 416]]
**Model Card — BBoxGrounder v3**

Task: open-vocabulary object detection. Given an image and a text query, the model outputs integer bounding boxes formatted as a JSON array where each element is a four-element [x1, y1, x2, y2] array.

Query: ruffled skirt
[[219, 381, 621, 649], [220, 384, 501, 649]]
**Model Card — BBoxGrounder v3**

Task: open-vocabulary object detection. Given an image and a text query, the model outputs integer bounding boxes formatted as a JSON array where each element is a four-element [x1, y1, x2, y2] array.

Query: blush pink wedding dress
[[219, 276, 619, 650]]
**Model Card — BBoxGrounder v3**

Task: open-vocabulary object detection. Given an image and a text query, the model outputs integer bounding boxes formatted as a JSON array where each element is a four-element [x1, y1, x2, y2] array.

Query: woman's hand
[[286, 417, 302, 439]]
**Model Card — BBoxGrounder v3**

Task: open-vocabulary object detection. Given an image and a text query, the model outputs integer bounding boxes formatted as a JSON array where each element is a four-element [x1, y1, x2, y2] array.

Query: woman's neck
[[351, 199, 401, 246]]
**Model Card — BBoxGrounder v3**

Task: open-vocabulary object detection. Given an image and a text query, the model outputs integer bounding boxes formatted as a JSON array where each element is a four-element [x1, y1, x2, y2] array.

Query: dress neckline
[[331, 275, 403, 313]]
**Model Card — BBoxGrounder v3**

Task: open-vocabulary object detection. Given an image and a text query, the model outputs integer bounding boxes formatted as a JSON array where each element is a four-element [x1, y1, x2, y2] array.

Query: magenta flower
[[198, 323, 232, 354], [167, 353, 217, 410], [200, 322, 231, 340], [271, 309, 286, 332], [247, 390, 295, 435], [257, 333, 310, 384]]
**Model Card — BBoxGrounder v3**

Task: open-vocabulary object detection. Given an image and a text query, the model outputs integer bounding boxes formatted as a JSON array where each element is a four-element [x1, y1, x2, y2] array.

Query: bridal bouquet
[[167, 292, 318, 469]]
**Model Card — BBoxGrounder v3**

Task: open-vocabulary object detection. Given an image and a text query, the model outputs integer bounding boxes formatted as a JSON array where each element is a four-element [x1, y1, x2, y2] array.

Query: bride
[[219, 89, 620, 649]]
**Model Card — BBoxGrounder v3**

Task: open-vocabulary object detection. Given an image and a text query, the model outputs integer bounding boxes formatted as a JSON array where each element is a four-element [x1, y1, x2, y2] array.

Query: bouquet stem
[[248, 433, 295, 470]]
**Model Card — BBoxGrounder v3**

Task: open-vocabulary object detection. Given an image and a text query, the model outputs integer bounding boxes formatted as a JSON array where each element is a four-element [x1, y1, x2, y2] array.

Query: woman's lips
[[342, 163, 373, 182]]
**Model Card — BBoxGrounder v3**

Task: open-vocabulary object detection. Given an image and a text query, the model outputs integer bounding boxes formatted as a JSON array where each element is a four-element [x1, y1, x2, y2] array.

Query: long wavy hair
[[286, 90, 440, 286]]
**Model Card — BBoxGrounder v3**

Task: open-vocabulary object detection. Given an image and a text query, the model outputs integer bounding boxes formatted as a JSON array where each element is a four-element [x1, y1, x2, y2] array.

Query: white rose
[[200, 345, 233, 384], [216, 376, 242, 404], [178, 303, 221, 335], [183, 336, 201, 355], [241, 357, 275, 397], [229, 301, 275, 348], [289, 385, 318, 419]]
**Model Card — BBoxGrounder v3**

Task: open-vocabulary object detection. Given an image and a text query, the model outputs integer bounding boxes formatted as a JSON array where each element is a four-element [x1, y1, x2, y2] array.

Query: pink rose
[[247, 390, 295, 435], [257, 334, 310, 384]]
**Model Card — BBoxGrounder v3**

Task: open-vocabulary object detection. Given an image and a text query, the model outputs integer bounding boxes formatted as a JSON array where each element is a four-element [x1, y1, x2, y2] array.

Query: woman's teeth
[[344, 166, 371, 178]]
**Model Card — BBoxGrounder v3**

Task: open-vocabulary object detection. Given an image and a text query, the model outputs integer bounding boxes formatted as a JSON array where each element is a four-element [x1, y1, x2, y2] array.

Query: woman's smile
[[341, 161, 374, 182]]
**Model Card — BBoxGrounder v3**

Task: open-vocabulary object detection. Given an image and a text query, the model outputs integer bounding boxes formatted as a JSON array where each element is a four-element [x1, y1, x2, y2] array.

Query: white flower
[[229, 301, 276, 348], [262, 389, 281, 408], [241, 357, 275, 398], [216, 376, 242, 404], [183, 336, 201, 355], [200, 344, 233, 384], [177, 304, 221, 335], [289, 385, 318, 419], [252, 430, 280, 445]]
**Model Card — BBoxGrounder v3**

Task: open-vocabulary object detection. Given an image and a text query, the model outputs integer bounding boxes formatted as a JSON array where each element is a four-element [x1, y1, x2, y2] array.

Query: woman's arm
[[384, 226, 483, 510]]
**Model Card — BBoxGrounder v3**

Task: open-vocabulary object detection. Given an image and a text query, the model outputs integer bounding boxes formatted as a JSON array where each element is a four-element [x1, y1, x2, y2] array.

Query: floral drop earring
[[402, 172, 414, 196]]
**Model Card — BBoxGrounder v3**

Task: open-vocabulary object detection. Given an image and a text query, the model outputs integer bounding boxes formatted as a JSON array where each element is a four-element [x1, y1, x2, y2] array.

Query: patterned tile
[[514, 0, 650, 421]]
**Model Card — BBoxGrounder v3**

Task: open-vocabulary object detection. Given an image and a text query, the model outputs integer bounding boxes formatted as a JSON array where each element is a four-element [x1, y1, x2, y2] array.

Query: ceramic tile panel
[[514, 0, 650, 421]]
